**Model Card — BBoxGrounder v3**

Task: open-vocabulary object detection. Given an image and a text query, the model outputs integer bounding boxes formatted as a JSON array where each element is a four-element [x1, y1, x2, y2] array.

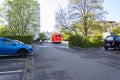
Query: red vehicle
[[52, 34, 62, 43]]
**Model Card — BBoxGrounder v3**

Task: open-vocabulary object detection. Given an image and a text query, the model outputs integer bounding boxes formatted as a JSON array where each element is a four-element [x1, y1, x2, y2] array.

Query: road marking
[[0, 70, 23, 74], [10, 62, 24, 66], [39, 45, 69, 49], [0, 59, 26, 62], [58, 46, 69, 48], [39, 46, 49, 48]]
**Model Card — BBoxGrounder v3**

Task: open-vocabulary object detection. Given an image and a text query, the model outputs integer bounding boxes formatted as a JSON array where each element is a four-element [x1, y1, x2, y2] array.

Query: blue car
[[0, 37, 33, 57]]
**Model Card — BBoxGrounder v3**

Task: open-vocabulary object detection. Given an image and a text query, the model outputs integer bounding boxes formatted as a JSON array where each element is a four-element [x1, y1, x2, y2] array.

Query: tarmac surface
[[32, 42, 120, 80]]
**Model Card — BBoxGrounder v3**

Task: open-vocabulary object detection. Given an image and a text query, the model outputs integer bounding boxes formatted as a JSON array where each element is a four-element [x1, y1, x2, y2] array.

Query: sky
[[39, 0, 68, 32], [0, 0, 120, 32], [103, 0, 120, 22], [0, 0, 4, 5]]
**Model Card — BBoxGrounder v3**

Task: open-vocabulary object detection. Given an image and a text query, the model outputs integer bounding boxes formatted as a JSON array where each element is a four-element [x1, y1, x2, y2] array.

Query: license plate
[[106, 44, 110, 46]]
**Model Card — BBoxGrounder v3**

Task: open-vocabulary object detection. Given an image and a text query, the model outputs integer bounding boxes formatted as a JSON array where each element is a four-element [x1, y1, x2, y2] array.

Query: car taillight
[[112, 41, 115, 45]]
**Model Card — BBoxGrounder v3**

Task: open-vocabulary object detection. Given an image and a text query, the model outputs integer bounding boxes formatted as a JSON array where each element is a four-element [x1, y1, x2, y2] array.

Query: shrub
[[69, 35, 83, 47], [69, 34, 103, 48], [0, 35, 33, 44], [62, 34, 70, 41]]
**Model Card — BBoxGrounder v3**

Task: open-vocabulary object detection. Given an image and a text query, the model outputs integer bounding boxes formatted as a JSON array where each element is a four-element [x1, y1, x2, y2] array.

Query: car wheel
[[17, 49, 28, 57], [104, 47, 108, 50]]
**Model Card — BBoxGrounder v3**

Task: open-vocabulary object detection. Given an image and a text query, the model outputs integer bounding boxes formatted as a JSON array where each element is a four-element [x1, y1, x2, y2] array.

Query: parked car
[[104, 36, 120, 50], [0, 37, 33, 57]]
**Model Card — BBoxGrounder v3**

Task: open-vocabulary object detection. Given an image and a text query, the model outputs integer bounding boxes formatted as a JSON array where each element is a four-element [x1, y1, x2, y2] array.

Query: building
[[33, 1, 41, 40]]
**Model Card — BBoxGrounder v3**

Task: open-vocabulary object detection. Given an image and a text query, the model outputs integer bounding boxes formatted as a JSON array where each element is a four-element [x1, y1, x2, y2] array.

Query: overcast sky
[[39, 0, 68, 32]]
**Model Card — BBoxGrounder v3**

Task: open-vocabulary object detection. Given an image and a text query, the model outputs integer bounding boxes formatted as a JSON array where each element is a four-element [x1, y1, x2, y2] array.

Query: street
[[33, 42, 120, 80]]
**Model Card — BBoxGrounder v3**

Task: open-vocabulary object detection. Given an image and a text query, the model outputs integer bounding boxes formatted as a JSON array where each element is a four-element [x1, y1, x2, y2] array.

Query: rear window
[[105, 36, 114, 41], [58, 35, 61, 37], [115, 37, 120, 41], [55, 35, 58, 37]]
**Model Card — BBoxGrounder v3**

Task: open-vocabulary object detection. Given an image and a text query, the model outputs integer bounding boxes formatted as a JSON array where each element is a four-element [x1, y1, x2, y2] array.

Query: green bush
[[0, 35, 33, 44], [62, 34, 70, 41], [69, 35, 83, 47], [69, 35, 103, 48]]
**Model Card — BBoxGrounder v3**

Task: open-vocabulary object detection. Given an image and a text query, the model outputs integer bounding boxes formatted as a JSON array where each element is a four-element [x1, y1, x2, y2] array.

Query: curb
[[70, 46, 85, 50], [22, 55, 34, 80], [70, 46, 103, 50]]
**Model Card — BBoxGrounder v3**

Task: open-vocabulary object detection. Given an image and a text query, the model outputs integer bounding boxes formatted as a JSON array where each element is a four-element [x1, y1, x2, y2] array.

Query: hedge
[[0, 35, 33, 44], [69, 35, 103, 48]]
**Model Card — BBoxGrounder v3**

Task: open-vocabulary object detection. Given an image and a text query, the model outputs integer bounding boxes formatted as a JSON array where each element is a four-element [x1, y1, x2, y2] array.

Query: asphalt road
[[0, 56, 26, 80], [33, 42, 120, 80]]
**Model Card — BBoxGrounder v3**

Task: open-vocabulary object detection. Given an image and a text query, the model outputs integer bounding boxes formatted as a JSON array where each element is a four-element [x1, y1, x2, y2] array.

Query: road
[[33, 42, 120, 80]]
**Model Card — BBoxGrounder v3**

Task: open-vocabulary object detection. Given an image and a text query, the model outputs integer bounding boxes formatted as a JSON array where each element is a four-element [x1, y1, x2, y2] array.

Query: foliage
[[34, 32, 46, 42], [1, 0, 40, 35], [62, 33, 71, 41], [39, 32, 46, 40], [0, 35, 33, 44], [69, 34, 103, 48], [0, 25, 8, 35], [69, 35, 84, 47], [68, 0, 106, 36], [111, 26, 120, 35], [90, 33, 103, 42]]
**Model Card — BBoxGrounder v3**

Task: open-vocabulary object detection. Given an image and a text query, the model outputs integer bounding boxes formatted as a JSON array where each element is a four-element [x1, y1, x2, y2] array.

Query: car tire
[[104, 47, 108, 50], [17, 49, 28, 57]]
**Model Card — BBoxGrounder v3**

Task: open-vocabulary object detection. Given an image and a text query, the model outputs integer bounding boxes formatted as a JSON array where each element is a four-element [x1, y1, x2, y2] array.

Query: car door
[[0, 39, 18, 55]]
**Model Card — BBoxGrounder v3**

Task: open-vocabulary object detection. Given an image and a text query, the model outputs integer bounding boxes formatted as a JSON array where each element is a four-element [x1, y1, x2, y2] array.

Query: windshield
[[105, 36, 114, 41]]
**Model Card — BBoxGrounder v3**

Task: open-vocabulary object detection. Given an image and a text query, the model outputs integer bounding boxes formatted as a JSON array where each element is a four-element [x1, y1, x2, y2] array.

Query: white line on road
[[0, 70, 23, 74], [0, 59, 26, 62]]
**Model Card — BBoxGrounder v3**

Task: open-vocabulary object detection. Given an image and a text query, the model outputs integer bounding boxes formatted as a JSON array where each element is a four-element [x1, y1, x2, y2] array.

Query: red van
[[52, 34, 62, 43]]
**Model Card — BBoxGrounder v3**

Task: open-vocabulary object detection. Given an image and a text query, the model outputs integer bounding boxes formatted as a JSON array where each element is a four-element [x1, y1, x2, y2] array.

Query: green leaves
[[0, 25, 7, 35], [111, 26, 120, 35], [4, 0, 40, 35], [68, 0, 106, 36]]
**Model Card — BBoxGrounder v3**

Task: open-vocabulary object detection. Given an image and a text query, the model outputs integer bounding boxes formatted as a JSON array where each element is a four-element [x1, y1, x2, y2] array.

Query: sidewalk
[[22, 56, 34, 80]]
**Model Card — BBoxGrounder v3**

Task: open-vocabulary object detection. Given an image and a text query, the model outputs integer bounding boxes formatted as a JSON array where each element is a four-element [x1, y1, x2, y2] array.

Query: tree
[[68, 0, 106, 36], [39, 32, 45, 40], [111, 26, 120, 35], [0, 25, 7, 35], [87, 21, 111, 34], [2, 0, 40, 35], [55, 6, 70, 32]]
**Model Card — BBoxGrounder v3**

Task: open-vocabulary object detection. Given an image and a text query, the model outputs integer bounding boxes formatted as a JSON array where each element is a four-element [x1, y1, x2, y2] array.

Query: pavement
[[32, 42, 120, 80], [22, 55, 34, 80], [22, 42, 120, 80]]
